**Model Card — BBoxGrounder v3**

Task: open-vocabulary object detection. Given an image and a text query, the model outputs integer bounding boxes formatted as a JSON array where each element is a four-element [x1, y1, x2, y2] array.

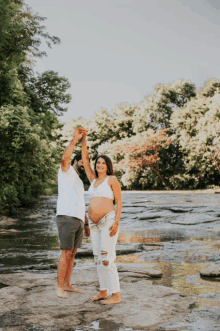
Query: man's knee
[[62, 249, 73, 258]]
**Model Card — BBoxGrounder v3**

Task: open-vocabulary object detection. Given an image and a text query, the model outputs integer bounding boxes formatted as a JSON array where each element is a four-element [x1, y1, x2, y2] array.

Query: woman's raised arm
[[81, 129, 96, 183]]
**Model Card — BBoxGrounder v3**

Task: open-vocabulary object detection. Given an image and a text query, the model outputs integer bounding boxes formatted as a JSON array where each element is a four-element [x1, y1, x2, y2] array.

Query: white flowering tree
[[132, 80, 196, 133], [86, 104, 137, 155], [171, 79, 220, 188], [64, 79, 219, 190], [98, 129, 172, 189], [66, 103, 137, 160]]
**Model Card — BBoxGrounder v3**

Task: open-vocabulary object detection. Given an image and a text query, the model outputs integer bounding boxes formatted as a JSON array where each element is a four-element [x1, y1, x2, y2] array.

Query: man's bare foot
[[63, 285, 81, 293], [56, 288, 68, 299], [101, 295, 121, 305], [91, 291, 108, 301]]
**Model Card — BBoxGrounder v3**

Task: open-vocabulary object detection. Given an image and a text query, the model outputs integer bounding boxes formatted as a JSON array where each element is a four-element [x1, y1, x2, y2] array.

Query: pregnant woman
[[81, 128, 122, 305]]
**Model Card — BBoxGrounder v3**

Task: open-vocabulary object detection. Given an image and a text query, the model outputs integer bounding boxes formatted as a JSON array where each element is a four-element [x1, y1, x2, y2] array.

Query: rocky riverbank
[[0, 266, 192, 331], [1, 192, 220, 330]]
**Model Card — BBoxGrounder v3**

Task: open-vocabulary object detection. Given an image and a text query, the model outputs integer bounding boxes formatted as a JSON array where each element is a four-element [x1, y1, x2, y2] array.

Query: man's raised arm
[[61, 128, 83, 172]]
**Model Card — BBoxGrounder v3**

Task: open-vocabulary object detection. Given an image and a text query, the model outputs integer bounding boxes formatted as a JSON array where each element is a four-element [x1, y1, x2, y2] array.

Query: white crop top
[[88, 176, 114, 200]]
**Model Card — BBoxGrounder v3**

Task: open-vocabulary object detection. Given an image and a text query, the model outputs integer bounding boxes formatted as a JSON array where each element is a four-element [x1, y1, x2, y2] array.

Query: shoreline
[[84, 188, 220, 194], [122, 189, 220, 194], [40, 186, 220, 198]]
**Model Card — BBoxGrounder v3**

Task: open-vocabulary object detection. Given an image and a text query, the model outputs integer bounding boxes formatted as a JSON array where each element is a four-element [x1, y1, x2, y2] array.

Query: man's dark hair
[[71, 153, 82, 166]]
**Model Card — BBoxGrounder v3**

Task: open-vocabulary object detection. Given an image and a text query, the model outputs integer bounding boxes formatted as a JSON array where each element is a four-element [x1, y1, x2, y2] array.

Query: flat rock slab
[[25, 214, 43, 219], [77, 243, 142, 258], [77, 248, 140, 258], [0, 217, 18, 226], [200, 265, 220, 278], [118, 263, 163, 278], [0, 269, 192, 330], [0, 229, 21, 235]]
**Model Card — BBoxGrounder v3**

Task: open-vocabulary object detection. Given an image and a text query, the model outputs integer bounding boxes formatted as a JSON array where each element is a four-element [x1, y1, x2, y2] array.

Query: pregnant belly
[[88, 197, 115, 223]]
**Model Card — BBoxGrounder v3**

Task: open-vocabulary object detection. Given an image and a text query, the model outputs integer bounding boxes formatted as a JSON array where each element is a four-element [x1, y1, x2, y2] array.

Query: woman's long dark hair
[[94, 155, 114, 178]]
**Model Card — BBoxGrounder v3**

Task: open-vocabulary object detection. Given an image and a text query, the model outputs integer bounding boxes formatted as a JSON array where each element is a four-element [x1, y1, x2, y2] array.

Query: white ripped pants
[[89, 211, 120, 294]]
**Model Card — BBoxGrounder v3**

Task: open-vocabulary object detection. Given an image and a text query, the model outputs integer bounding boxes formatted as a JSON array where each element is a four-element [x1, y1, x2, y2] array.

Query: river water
[[0, 192, 220, 330]]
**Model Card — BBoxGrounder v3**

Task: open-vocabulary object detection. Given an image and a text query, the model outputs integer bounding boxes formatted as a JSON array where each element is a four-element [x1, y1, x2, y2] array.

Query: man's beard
[[77, 163, 85, 174]]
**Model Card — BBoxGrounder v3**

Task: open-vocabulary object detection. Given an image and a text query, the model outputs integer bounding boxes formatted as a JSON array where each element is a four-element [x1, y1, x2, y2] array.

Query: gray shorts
[[56, 215, 84, 250]]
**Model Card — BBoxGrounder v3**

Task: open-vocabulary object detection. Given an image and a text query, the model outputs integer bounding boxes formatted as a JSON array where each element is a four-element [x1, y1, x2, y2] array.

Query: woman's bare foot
[[56, 288, 68, 299], [63, 285, 81, 293], [91, 290, 108, 301], [101, 293, 121, 305]]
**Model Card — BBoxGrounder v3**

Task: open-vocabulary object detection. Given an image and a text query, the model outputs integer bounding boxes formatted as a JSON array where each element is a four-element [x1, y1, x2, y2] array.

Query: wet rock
[[76, 244, 142, 258], [200, 265, 220, 278], [0, 270, 191, 330], [25, 214, 43, 219], [0, 229, 21, 235], [139, 215, 162, 220], [160, 308, 220, 331], [121, 206, 145, 213], [142, 244, 162, 251], [137, 239, 220, 264], [130, 199, 150, 204], [170, 213, 218, 225], [143, 242, 165, 246], [118, 264, 163, 278], [0, 217, 18, 226], [0, 286, 26, 314]]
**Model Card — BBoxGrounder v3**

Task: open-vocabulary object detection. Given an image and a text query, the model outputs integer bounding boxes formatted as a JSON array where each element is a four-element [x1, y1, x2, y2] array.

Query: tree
[[98, 129, 171, 189], [171, 79, 220, 188], [18, 67, 71, 116], [62, 78, 219, 190], [18, 66, 71, 143], [0, 105, 57, 213], [132, 80, 196, 133], [85, 104, 137, 158], [0, 0, 60, 107], [0, 1, 71, 213]]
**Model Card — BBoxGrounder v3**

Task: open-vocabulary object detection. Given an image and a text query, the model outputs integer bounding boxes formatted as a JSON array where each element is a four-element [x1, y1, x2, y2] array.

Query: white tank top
[[88, 176, 114, 200], [56, 166, 85, 222]]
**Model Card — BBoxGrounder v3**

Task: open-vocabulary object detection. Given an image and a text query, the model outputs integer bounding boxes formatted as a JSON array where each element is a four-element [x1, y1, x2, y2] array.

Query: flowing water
[[0, 192, 220, 330]]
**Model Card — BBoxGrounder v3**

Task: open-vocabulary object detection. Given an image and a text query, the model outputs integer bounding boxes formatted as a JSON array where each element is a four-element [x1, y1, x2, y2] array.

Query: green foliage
[[65, 79, 219, 191], [0, 105, 57, 213], [65, 104, 137, 160], [0, 0, 60, 65], [18, 67, 71, 117], [18, 66, 71, 151], [132, 80, 196, 133], [1, 0, 218, 205], [0, 0, 60, 108], [0, 0, 71, 214], [171, 79, 220, 188], [42, 182, 58, 196]]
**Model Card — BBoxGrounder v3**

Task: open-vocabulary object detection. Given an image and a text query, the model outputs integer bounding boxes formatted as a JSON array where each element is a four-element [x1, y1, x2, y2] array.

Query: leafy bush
[[0, 105, 57, 213]]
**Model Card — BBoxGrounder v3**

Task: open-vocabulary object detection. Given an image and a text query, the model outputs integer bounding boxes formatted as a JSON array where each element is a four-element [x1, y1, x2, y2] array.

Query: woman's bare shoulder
[[108, 176, 118, 184]]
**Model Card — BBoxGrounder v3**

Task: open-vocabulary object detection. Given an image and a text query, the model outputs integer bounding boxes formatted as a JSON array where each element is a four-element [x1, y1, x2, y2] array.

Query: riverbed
[[0, 192, 220, 330]]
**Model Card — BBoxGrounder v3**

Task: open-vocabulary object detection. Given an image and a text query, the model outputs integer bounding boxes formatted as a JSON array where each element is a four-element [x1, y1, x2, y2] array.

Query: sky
[[25, 0, 220, 123]]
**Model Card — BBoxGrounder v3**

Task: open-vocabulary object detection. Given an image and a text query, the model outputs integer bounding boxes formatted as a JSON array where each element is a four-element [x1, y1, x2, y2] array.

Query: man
[[56, 128, 90, 299]]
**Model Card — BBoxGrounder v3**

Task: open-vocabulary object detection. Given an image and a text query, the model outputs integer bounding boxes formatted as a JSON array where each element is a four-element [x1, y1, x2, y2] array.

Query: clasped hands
[[74, 128, 87, 141]]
